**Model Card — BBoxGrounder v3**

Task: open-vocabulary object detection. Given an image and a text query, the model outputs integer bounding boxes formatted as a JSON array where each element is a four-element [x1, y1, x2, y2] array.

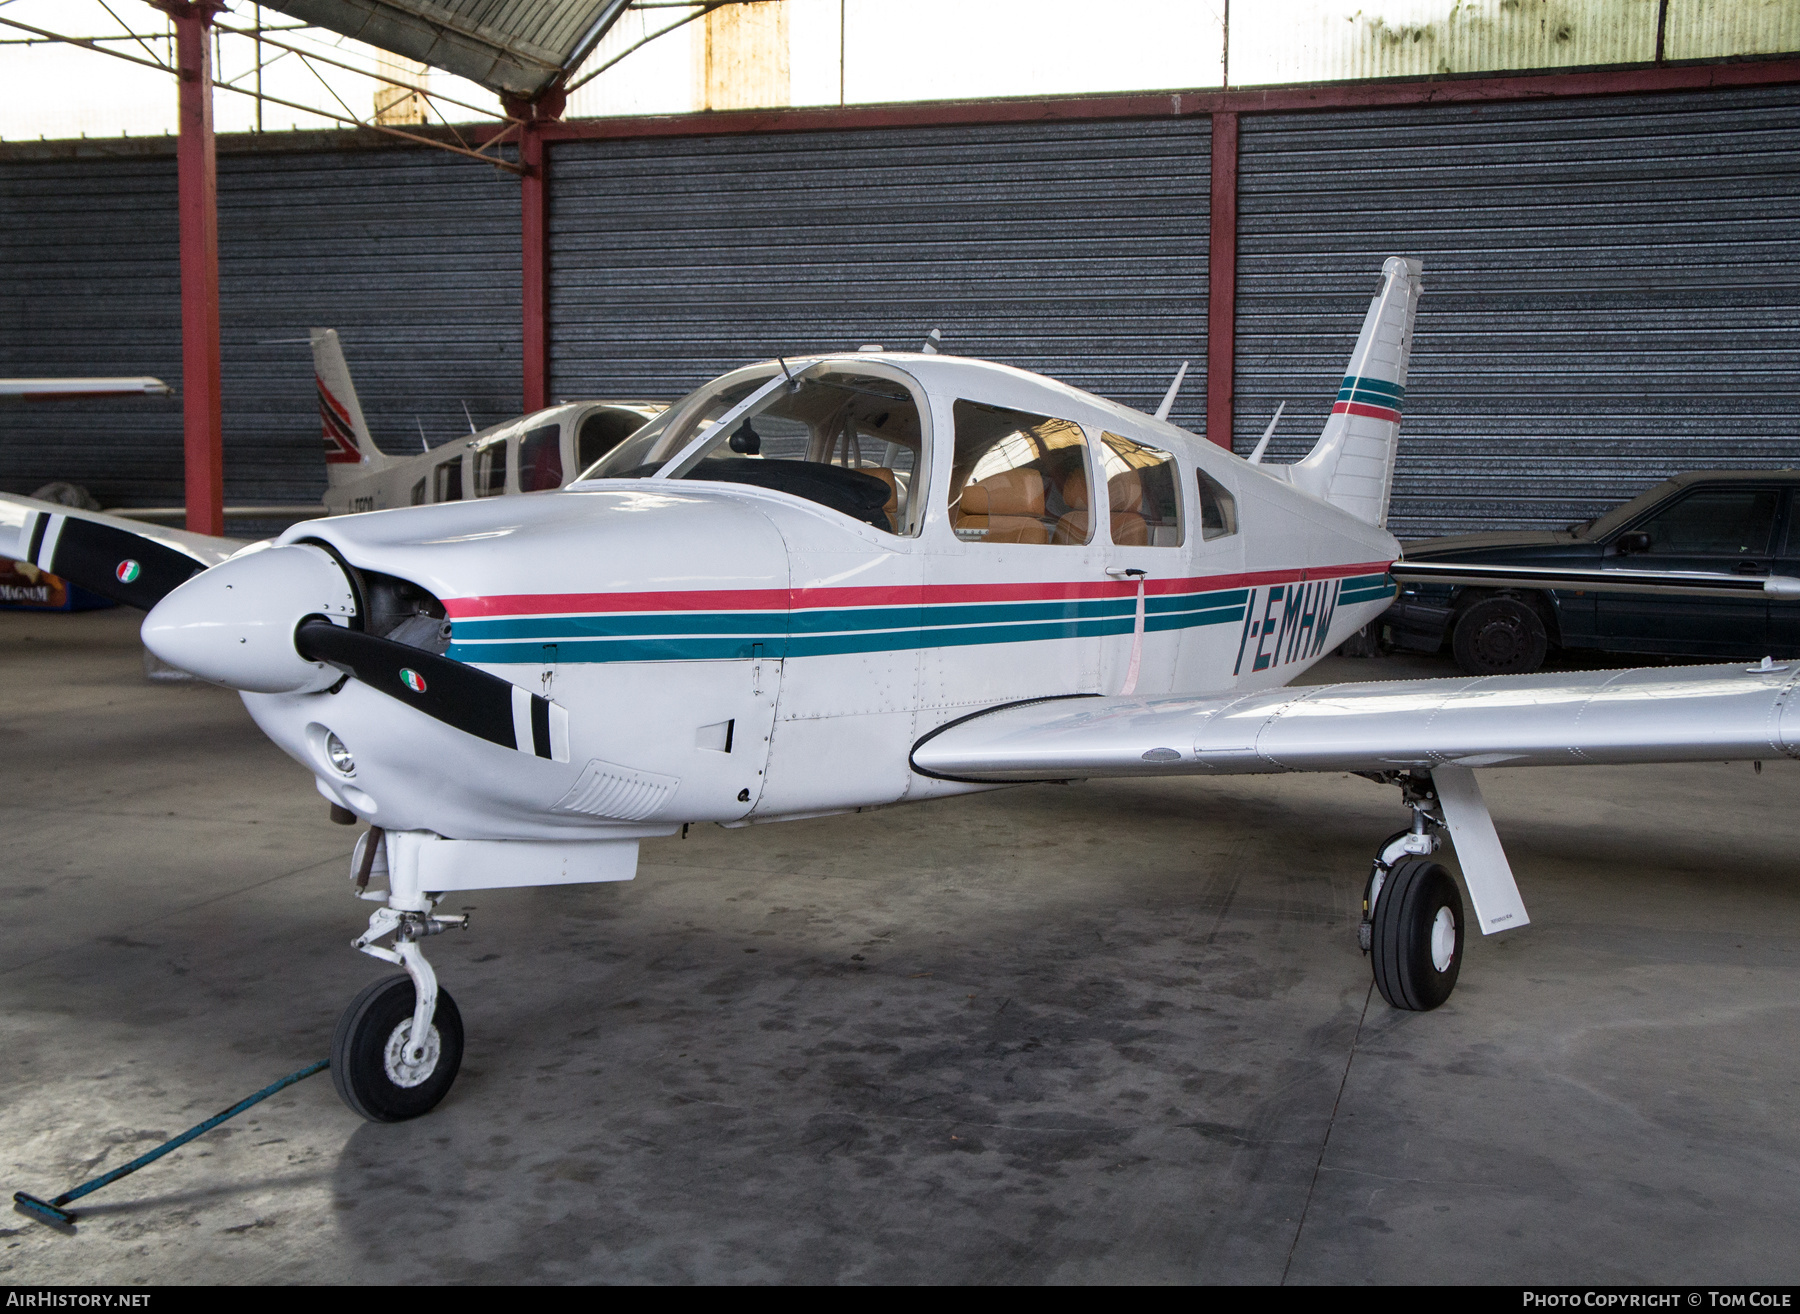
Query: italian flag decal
[[116, 559, 140, 584], [400, 667, 427, 694]]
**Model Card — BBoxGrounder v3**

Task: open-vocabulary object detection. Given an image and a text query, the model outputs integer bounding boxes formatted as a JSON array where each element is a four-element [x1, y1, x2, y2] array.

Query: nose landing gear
[[1361, 772, 1466, 1011], [333, 830, 469, 1122]]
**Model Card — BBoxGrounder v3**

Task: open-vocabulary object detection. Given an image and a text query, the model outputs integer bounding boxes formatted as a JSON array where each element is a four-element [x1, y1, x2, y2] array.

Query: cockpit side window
[[432, 455, 463, 502], [577, 409, 646, 471], [948, 401, 1092, 545], [1098, 432, 1183, 546], [1196, 467, 1238, 540], [582, 368, 928, 536], [472, 442, 507, 497], [518, 424, 563, 492]]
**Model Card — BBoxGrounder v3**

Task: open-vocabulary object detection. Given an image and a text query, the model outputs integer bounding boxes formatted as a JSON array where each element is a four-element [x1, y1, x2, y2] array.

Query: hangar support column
[[510, 89, 565, 415], [1205, 110, 1238, 453], [150, 0, 226, 537]]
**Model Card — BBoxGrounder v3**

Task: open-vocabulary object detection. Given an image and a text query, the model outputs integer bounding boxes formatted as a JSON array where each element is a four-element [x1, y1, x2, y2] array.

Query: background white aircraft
[[309, 328, 665, 517], [5, 257, 1795, 1125], [61, 332, 664, 529]]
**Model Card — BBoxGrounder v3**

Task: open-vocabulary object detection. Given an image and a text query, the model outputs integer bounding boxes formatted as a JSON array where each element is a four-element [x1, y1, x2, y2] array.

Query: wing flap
[[911, 663, 1800, 782]]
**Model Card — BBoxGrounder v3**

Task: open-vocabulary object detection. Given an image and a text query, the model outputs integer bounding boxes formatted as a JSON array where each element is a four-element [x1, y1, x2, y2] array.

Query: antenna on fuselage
[[461, 401, 477, 435], [1246, 402, 1286, 465], [1153, 361, 1189, 422], [416, 416, 429, 453], [920, 328, 942, 354]]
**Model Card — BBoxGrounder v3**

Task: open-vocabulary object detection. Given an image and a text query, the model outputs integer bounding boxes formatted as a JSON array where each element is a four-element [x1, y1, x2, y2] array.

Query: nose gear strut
[[332, 829, 470, 1121]]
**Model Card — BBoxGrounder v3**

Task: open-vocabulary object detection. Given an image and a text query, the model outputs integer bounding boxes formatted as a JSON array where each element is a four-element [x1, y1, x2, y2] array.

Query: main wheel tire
[[1370, 858, 1464, 1011], [330, 974, 464, 1122], [1451, 595, 1548, 675]]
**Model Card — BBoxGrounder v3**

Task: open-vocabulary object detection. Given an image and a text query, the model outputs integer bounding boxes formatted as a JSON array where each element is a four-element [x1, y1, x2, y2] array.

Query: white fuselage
[[246, 354, 1399, 841]]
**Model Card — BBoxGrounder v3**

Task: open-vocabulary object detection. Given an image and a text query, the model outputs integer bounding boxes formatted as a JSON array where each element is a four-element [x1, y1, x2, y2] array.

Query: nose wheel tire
[[330, 974, 464, 1122], [1370, 858, 1464, 1011]]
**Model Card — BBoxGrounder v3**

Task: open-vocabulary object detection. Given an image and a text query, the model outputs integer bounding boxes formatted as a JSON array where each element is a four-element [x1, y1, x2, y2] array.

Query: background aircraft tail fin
[[1286, 257, 1422, 527], [312, 328, 389, 485]]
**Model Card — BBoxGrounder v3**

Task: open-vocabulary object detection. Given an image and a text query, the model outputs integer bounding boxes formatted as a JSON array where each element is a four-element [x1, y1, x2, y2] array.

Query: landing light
[[325, 732, 355, 776]]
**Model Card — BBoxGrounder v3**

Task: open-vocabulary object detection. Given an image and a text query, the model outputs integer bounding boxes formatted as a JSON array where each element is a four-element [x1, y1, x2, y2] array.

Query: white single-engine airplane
[[7, 258, 1798, 1124]]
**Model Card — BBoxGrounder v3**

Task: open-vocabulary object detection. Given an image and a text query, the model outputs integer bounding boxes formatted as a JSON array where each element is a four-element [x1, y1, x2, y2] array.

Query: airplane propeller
[[16, 505, 216, 609], [294, 618, 568, 761]]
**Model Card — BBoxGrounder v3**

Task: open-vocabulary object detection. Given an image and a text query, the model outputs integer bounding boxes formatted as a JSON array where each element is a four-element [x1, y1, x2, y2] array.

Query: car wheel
[[1451, 595, 1548, 675]]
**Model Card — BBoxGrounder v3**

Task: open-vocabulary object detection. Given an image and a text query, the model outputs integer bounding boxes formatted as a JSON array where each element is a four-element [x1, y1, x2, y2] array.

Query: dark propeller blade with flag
[[294, 618, 568, 761], [6, 498, 238, 610]]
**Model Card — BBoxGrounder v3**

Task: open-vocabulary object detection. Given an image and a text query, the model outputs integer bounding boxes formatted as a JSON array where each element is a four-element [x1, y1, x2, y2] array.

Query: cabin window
[[518, 424, 563, 492], [582, 367, 927, 536], [473, 443, 507, 497], [409, 477, 427, 506], [1097, 433, 1182, 546], [432, 456, 463, 503], [577, 409, 647, 471], [948, 402, 1091, 545], [1196, 468, 1238, 540]]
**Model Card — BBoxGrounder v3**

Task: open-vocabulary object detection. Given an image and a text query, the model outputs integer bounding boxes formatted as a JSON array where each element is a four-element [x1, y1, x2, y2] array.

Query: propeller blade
[[294, 618, 569, 762], [12, 504, 227, 609]]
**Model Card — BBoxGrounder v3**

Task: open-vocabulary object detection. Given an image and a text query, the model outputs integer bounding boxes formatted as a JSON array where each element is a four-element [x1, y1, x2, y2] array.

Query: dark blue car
[[1385, 470, 1800, 675]]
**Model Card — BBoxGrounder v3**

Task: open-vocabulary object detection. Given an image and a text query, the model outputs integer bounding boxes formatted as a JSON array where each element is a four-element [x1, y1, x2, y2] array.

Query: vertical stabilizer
[[1286, 257, 1422, 527], [312, 328, 390, 486]]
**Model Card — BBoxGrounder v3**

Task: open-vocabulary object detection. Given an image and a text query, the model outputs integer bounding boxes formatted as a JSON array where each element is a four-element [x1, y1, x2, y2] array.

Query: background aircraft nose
[[141, 543, 360, 693]]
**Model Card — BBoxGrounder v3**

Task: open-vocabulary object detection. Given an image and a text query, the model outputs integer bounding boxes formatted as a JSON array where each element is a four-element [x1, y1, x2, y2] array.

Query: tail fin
[[1286, 257, 1422, 527], [312, 328, 390, 486]]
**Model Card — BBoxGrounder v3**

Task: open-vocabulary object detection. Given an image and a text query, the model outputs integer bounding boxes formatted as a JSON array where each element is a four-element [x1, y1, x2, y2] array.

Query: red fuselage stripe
[[442, 560, 1395, 619]]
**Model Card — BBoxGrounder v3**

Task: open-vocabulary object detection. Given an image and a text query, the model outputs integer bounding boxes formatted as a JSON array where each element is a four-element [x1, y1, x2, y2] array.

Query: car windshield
[[574, 363, 928, 535], [1570, 479, 1684, 539]]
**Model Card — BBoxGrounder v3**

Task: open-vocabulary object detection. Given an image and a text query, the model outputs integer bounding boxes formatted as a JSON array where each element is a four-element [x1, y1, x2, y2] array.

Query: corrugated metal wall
[[546, 120, 1211, 432], [0, 146, 521, 509], [1235, 85, 1800, 539], [7, 85, 1800, 539]]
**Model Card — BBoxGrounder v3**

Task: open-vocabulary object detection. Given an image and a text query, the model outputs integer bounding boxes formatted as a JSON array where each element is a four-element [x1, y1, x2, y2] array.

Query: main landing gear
[[1360, 772, 1465, 1011], [332, 828, 469, 1121]]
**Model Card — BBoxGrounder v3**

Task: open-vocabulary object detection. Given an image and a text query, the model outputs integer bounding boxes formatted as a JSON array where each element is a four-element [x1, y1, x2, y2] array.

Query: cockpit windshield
[[574, 363, 928, 535]]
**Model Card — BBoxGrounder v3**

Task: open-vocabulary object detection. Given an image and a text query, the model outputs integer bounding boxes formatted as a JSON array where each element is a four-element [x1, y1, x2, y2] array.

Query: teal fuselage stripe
[[443, 576, 1389, 665]]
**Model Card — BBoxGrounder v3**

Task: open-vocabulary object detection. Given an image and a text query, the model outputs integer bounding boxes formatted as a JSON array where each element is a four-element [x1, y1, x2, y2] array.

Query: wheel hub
[[1430, 905, 1457, 973], [383, 1019, 441, 1087], [1473, 617, 1525, 665]]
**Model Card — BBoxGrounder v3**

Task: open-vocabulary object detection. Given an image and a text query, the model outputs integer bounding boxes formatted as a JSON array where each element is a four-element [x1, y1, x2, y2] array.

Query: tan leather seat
[[1107, 469, 1149, 546], [1053, 471, 1093, 545], [865, 467, 900, 531], [1057, 468, 1148, 545], [955, 469, 1048, 544]]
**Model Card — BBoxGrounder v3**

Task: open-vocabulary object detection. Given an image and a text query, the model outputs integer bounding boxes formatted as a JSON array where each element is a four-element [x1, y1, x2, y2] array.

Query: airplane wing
[[912, 662, 1800, 938], [0, 492, 249, 609], [911, 663, 1799, 783]]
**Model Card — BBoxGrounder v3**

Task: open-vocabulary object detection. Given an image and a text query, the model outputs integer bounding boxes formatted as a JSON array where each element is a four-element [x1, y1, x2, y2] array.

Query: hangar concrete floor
[[3, 607, 1798, 1285]]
